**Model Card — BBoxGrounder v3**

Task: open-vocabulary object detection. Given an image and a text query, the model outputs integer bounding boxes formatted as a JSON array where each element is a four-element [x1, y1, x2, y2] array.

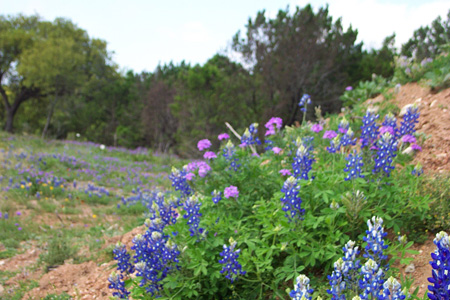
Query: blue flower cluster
[[327, 135, 342, 153], [223, 141, 240, 171], [183, 194, 204, 237], [360, 109, 380, 148], [344, 151, 365, 181], [292, 141, 315, 180], [411, 163, 423, 176], [427, 231, 450, 300], [382, 276, 406, 300], [338, 118, 350, 134], [327, 258, 347, 300], [290, 274, 314, 300], [113, 242, 135, 274], [280, 176, 305, 221], [342, 240, 361, 291], [108, 272, 129, 299], [363, 216, 388, 266], [381, 113, 397, 133], [169, 166, 193, 200], [241, 123, 261, 146], [359, 259, 384, 300], [218, 238, 246, 283], [373, 133, 398, 177], [398, 105, 419, 137], [211, 189, 222, 204], [340, 128, 357, 148], [299, 94, 312, 112]]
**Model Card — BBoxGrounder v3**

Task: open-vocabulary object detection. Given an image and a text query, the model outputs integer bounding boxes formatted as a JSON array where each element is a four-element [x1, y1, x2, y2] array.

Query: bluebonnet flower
[[411, 163, 423, 176], [381, 113, 397, 133], [338, 117, 350, 134], [113, 242, 135, 274], [219, 238, 246, 283], [183, 195, 204, 237], [398, 105, 419, 138], [342, 240, 361, 291], [373, 132, 398, 177], [363, 216, 388, 266], [327, 258, 347, 300], [108, 272, 130, 299], [359, 259, 384, 300], [290, 274, 314, 300], [344, 150, 365, 181], [327, 135, 341, 153], [360, 110, 380, 148], [292, 141, 315, 180], [299, 94, 312, 112], [223, 141, 240, 171], [382, 276, 406, 300], [340, 128, 357, 148], [427, 231, 450, 300], [211, 190, 222, 204], [241, 123, 261, 146], [169, 167, 193, 200], [280, 176, 305, 221]]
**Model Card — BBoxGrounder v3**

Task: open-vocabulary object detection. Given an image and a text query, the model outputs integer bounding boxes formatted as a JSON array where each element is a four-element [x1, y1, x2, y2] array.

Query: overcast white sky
[[2, 0, 449, 73]]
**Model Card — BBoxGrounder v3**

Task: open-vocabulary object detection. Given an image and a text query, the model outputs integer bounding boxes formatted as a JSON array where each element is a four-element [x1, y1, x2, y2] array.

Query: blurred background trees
[[1, 7, 449, 156]]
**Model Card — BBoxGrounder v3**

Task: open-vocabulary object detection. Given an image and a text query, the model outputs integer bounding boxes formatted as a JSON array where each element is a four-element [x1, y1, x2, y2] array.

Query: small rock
[[0, 261, 5, 266], [405, 263, 415, 273], [430, 99, 437, 107], [437, 153, 448, 159], [415, 97, 422, 103], [419, 250, 423, 254], [402, 147, 414, 155], [400, 104, 414, 117]]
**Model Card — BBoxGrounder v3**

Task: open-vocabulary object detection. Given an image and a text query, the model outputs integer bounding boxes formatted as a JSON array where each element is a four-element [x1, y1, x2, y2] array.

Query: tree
[[0, 14, 41, 132], [401, 10, 450, 60], [232, 5, 362, 124]]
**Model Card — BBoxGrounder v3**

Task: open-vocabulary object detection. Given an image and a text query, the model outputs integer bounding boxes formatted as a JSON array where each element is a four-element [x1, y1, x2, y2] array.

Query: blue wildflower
[[398, 105, 419, 138], [427, 231, 450, 300], [338, 117, 350, 134], [382, 276, 406, 300], [359, 259, 384, 300], [113, 242, 135, 274], [108, 272, 130, 299], [363, 216, 388, 266], [241, 123, 261, 146], [344, 150, 365, 181], [219, 238, 246, 283], [290, 274, 314, 300], [411, 163, 423, 176], [211, 190, 222, 204], [382, 113, 397, 133], [373, 132, 397, 177], [223, 141, 240, 172], [183, 195, 204, 237], [327, 135, 341, 153], [169, 166, 193, 200], [340, 128, 357, 148], [280, 176, 305, 221], [327, 258, 347, 300], [342, 240, 361, 291], [360, 109, 380, 149], [292, 140, 315, 180], [299, 94, 312, 112]]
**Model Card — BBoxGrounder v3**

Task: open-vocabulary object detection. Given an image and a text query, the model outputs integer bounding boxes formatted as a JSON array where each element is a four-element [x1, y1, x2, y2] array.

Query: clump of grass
[[423, 173, 450, 232], [39, 233, 78, 271]]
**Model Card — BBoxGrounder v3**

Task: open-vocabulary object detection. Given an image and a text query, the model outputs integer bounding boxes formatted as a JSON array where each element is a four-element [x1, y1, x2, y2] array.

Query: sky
[[2, 0, 449, 73]]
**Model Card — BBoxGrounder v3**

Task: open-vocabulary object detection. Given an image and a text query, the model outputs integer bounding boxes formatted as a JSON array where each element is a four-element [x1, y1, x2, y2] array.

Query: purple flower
[[197, 139, 212, 151], [345, 86, 353, 91], [411, 144, 422, 151], [218, 133, 230, 141], [16, 211, 22, 216], [401, 134, 416, 143], [197, 162, 211, 177], [185, 172, 195, 181], [203, 151, 217, 160], [380, 126, 395, 136], [323, 130, 338, 139], [311, 124, 323, 133], [265, 117, 282, 136], [224, 186, 239, 199], [272, 147, 282, 154], [279, 169, 291, 176], [18, 227, 22, 231]]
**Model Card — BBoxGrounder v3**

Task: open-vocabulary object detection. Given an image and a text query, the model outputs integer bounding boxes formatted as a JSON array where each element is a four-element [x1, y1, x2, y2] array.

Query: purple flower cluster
[[280, 176, 304, 221], [218, 133, 230, 141], [427, 231, 450, 300], [265, 117, 282, 136], [224, 185, 239, 199], [218, 238, 246, 283], [197, 139, 212, 151]]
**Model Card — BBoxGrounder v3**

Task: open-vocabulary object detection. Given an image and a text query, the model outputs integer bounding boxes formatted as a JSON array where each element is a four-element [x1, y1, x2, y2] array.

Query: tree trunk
[[42, 95, 58, 138]]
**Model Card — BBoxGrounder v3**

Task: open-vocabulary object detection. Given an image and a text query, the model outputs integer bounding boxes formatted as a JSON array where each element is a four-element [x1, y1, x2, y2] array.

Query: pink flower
[[380, 126, 395, 136], [224, 185, 239, 198], [279, 169, 291, 176], [265, 128, 276, 136], [197, 139, 212, 151], [345, 86, 353, 91], [185, 172, 195, 181], [338, 127, 348, 134], [203, 151, 217, 159], [311, 124, 323, 133], [218, 133, 230, 141], [265, 117, 283, 136], [323, 130, 337, 139], [239, 143, 247, 148], [402, 134, 416, 144], [411, 144, 422, 151], [272, 147, 282, 154]]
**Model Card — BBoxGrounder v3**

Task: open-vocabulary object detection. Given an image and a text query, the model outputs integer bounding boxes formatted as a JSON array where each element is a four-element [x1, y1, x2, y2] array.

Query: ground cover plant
[[106, 95, 446, 299]]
